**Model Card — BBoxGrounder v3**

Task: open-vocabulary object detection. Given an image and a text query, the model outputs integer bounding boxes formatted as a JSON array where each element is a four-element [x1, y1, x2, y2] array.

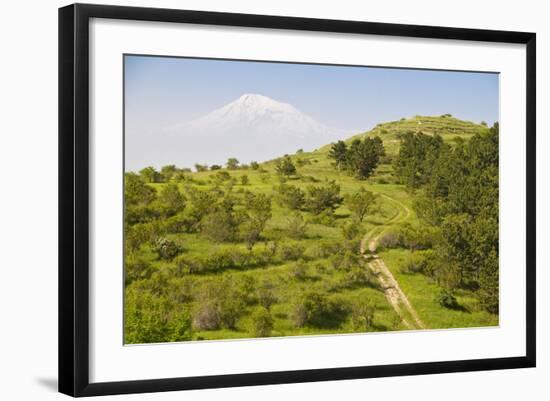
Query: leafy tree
[[275, 156, 297, 176], [139, 166, 161, 183], [346, 188, 377, 222], [194, 163, 208, 172], [305, 181, 343, 215], [240, 175, 249, 185], [329, 140, 348, 169], [250, 161, 259, 170], [344, 136, 385, 179], [240, 192, 272, 249], [210, 164, 222, 170], [276, 183, 305, 210], [157, 183, 186, 217], [249, 307, 274, 337], [125, 287, 192, 343], [125, 173, 157, 224], [227, 157, 240, 170], [285, 212, 308, 239], [160, 164, 177, 181], [351, 299, 375, 331]]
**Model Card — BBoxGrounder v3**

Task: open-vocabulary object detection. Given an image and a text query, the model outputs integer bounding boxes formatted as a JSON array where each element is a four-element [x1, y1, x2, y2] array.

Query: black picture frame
[[59, 3, 536, 397]]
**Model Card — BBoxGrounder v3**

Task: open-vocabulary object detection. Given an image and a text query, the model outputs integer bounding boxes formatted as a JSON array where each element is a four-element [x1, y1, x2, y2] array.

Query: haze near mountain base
[[125, 94, 350, 171]]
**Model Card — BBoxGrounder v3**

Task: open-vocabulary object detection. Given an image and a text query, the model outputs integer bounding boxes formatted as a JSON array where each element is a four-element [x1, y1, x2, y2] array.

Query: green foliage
[[275, 156, 297, 176], [276, 183, 306, 210], [329, 140, 348, 169], [292, 291, 348, 328], [346, 188, 377, 222], [227, 157, 240, 170], [240, 192, 272, 249], [153, 237, 182, 260], [438, 289, 459, 309], [210, 164, 222, 170], [156, 183, 186, 217], [194, 163, 208, 172], [240, 175, 249, 185], [249, 307, 274, 337], [139, 166, 162, 183], [351, 299, 375, 331], [250, 161, 259, 170], [125, 287, 192, 343], [285, 212, 308, 239], [305, 181, 343, 215]]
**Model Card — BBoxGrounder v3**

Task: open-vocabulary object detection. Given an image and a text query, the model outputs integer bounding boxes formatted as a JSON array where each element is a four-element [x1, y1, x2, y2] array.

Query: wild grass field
[[124, 115, 499, 343]]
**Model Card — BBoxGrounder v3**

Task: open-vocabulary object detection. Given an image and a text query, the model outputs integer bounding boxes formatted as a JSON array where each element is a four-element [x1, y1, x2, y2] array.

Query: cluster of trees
[[329, 136, 385, 179], [393, 125, 499, 313]]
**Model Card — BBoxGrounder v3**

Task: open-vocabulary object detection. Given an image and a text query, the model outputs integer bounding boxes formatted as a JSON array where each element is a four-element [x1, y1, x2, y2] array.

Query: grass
[[127, 115, 496, 342]]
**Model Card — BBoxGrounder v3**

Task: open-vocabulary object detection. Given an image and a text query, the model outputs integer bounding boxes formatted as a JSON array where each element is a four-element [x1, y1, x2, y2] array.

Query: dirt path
[[360, 193, 426, 330]]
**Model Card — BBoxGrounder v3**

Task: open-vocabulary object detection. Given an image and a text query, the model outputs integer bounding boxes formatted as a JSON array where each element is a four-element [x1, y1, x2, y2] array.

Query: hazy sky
[[125, 55, 499, 170]]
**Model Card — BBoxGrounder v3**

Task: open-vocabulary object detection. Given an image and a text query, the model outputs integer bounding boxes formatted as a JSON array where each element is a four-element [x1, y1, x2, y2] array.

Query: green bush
[[351, 299, 375, 331], [153, 237, 182, 260], [438, 289, 459, 309], [277, 242, 305, 262], [292, 291, 349, 328], [125, 254, 154, 285], [249, 307, 274, 338]]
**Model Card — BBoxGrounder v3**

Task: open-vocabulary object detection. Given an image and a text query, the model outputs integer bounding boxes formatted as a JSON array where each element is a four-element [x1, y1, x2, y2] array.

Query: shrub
[[292, 291, 348, 328], [330, 250, 362, 271], [277, 242, 305, 262], [240, 175, 249, 185], [200, 210, 238, 242], [289, 259, 308, 281], [341, 221, 362, 241], [153, 237, 182, 260], [378, 232, 400, 249], [125, 254, 154, 285], [256, 280, 277, 309], [276, 184, 305, 210], [351, 299, 375, 331], [210, 164, 222, 170], [285, 212, 308, 239], [250, 161, 259, 170], [400, 252, 430, 274], [275, 156, 297, 176], [249, 307, 274, 338], [438, 289, 459, 309], [341, 267, 376, 289], [125, 287, 192, 344], [193, 302, 221, 330], [305, 181, 343, 215]]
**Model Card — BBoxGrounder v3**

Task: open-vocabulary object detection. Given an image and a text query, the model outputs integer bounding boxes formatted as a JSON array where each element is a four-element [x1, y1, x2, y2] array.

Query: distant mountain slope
[[153, 94, 349, 169]]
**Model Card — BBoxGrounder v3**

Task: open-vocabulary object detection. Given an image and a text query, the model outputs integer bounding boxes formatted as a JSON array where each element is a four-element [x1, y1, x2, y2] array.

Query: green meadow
[[124, 115, 499, 343]]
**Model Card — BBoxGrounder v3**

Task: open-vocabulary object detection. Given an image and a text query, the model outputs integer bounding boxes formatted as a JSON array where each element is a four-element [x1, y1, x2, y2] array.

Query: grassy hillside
[[124, 115, 497, 344], [320, 114, 490, 155]]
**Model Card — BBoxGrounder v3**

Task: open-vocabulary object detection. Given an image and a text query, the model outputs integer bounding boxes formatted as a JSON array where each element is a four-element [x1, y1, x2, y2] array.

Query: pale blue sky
[[125, 55, 499, 134]]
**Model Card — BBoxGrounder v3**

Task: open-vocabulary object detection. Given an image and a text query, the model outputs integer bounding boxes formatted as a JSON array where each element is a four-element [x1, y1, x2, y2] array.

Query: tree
[[275, 156, 296, 176], [351, 299, 375, 331], [160, 165, 177, 181], [227, 157, 240, 170], [305, 181, 343, 215], [250, 161, 259, 170], [328, 140, 348, 169], [276, 183, 305, 210], [125, 173, 157, 224], [139, 166, 161, 183], [249, 307, 274, 337], [210, 164, 222, 170], [157, 183, 186, 217], [344, 136, 385, 179], [346, 188, 377, 222], [194, 163, 208, 172], [240, 175, 249, 185], [240, 192, 272, 249]]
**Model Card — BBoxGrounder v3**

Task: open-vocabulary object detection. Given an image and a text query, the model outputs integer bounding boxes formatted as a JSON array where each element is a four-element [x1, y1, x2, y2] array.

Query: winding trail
[[360, 192, 426, 330]]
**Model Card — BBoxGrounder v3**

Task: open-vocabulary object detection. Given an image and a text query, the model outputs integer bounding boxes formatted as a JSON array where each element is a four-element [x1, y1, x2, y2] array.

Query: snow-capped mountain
[[141, 94, 349, 169]]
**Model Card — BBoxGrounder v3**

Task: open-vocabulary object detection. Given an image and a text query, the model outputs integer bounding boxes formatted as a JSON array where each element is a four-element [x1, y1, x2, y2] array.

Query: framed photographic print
[[58, 3, 536, 397]]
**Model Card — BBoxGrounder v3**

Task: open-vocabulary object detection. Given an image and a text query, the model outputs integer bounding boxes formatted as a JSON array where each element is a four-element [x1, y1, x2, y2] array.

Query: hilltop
[[318, 115, 491, 156]]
